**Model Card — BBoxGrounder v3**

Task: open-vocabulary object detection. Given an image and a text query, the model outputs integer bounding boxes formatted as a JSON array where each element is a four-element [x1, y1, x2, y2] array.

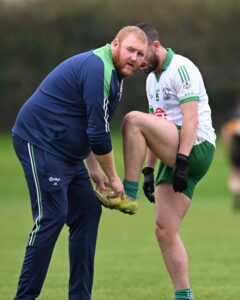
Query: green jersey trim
[[179, 96, 199, 104], [154, 48, 174, 81], [177, 65, 192, 88], [162, 48, 175, 71], [93, 44, 114, 98], [149, 106, 154, 113]]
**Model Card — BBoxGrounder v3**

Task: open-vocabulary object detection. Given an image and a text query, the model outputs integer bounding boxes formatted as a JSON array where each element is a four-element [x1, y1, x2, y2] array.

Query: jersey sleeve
[[173, 60, 200, 105], [82, 56, 112, 155]]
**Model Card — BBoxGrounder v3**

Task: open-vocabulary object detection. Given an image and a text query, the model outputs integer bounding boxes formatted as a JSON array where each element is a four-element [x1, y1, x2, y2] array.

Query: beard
[[142, 52, 159, 75], [112, 48, 137, 78]]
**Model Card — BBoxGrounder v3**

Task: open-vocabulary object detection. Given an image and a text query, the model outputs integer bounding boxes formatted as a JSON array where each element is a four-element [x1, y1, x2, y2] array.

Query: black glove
[[172, 153, 189, 192], [142, 167, 155, 203]]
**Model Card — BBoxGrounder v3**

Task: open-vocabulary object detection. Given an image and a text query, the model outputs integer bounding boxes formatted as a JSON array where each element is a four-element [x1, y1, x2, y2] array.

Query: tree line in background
[[0, 0, 239, 132]]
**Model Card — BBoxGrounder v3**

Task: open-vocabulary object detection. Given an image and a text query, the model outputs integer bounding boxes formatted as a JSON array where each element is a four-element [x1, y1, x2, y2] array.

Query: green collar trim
[[93, 43, 114, 69], [162, 48, 174, 71], [154, 48, 174, 81], [106, 43, 113, 64]]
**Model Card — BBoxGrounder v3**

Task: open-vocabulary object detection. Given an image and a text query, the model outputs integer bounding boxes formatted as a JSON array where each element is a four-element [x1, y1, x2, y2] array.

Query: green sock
[[174, 288, 194, 300], [123, 179, 139, 199]]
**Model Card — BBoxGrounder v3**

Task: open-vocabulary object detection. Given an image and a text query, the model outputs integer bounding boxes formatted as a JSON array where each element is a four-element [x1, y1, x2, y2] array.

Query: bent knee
[[122, 111, 143, 126], [122, 111, 143, 132]]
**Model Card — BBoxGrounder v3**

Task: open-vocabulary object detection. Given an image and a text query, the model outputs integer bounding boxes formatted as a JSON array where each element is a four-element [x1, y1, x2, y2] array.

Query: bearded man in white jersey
[[119, 23, 216, 300]]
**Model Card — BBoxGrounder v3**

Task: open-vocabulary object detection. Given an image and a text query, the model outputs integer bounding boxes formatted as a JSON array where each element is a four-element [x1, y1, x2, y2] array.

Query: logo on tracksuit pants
[[48, 177, 61, 186]]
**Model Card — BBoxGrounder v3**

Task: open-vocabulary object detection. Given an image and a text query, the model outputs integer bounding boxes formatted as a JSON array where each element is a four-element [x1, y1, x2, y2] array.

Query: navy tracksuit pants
[[13, 135, 102, 300]]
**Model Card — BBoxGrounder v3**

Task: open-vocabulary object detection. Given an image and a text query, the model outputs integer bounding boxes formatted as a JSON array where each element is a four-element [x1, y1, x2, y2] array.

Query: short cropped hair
[[136, 23, 160, 44], [114, 26, 148, 45]]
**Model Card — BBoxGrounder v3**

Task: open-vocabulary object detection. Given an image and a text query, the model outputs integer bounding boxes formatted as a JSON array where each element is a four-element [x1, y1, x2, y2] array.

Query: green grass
[[1, 133, 240, 299]]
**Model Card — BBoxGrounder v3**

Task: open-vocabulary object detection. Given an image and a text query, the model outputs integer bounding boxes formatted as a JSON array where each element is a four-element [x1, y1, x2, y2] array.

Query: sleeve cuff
[[90, 134, 112, 155], [179, 96, 199, 104]]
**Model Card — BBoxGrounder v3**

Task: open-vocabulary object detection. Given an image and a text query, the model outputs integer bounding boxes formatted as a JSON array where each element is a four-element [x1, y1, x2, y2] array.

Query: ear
[[153, 40, 161, 50], [111, 38, 119, 50]]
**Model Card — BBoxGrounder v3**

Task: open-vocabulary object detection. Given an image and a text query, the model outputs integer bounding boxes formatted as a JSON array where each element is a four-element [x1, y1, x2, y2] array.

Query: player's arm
[[172, 100, 198, 193], [172, 62, 199, 192], [178, 101, 198, 156]]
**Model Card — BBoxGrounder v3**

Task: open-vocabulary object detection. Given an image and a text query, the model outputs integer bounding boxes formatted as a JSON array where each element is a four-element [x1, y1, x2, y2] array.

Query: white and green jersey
[[146, 48, 216, 146]]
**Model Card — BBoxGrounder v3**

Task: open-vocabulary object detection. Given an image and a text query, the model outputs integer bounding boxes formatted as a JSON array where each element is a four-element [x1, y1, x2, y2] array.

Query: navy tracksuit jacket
[[12, 44, 123, 300]]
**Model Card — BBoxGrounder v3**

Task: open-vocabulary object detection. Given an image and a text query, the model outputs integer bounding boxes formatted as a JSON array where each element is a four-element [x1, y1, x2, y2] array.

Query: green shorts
[[155, 140, 215, 199]]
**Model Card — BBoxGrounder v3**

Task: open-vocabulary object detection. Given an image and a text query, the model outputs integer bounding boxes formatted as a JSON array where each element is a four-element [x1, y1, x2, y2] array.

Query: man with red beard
[[12, 26, 147, 300]]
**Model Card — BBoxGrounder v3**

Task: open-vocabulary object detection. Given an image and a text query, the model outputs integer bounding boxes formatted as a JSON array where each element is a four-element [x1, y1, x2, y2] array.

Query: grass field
[[1, 133, 240, 300]]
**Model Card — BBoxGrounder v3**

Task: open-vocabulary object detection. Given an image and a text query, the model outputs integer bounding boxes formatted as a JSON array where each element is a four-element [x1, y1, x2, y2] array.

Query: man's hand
[[142, 167, 155, 203], [109, 176, 124, 197], [172, 153, 189, 192], [90, 170, 110, 191]]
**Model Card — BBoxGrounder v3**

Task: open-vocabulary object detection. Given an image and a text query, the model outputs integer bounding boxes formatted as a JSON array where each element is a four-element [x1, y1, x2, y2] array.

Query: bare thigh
[[126, 111, 179, 167], [155, 183, 191, 233]]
